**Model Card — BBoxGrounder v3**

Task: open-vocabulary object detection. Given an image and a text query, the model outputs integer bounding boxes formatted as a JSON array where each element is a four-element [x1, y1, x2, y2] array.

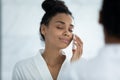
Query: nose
[[63, 30, 70, 37]]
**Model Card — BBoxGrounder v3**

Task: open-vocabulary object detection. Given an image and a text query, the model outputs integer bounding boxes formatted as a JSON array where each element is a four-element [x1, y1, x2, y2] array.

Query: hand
[[71, 34, 83, 62]]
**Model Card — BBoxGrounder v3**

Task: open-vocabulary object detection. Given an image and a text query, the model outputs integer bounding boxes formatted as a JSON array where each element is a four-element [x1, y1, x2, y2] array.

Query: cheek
[[50, 29, 63, 36], [45, 30, 58, 40], [70, 35, 73, 42]]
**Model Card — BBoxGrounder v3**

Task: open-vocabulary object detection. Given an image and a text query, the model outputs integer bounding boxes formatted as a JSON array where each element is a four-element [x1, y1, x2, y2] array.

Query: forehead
[[50, 13, 74, 25]]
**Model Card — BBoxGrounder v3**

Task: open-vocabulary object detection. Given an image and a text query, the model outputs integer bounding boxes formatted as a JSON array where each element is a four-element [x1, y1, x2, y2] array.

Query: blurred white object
[[65, 44, 120, 80]]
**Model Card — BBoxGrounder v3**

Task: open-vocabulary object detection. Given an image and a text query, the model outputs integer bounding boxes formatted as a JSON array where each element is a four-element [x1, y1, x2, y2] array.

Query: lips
[[59, 38, 70, 44]]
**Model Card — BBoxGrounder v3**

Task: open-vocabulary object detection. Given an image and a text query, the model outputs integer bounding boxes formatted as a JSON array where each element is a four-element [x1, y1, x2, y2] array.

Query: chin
[[60, 45, 68, 49]]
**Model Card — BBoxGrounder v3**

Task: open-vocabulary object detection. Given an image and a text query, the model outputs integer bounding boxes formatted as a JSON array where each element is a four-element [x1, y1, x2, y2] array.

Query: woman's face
[[42, 13, 74, 49]]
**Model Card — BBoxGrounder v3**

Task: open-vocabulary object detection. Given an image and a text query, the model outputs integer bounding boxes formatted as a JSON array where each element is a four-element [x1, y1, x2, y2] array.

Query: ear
[[41, 24, 47, 36], [99, 11, 102, 24]]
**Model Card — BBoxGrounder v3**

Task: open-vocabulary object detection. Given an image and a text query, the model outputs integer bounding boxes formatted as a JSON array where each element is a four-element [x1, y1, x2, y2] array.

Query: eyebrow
[[55, 21, 74, 28]]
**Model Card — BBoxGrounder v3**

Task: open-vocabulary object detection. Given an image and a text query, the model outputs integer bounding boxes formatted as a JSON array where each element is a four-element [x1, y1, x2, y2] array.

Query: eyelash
[[57, 26, 73, 32], [57, 26, 64, 29], [69, 29, 73, 32]]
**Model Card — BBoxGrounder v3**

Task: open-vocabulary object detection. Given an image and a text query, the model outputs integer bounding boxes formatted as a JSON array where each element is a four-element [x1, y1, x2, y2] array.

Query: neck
[[105, 36, 120, 44], [42, 46, 65, 66], [104, 28, 120, 44], [105, 34, 120, 44]]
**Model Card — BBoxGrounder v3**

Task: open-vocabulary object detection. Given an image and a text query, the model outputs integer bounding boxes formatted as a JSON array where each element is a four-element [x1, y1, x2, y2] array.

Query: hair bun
[[42, 0, 67, 13]]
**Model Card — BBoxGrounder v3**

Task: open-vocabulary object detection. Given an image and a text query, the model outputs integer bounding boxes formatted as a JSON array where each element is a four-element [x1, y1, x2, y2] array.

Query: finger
[[75, 35, 83, 48], [75, 35, 83, 44], [73, 41, 82, 54], [73, 40, 83, 56]]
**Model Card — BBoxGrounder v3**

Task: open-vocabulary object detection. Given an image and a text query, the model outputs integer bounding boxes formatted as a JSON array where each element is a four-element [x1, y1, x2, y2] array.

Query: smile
[[59, 38, 70, 44]]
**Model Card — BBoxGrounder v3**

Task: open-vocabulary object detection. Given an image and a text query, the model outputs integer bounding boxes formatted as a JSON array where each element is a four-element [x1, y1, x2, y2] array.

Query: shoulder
[[14, 57, 35, 71], [14, 49, 44, 69], [12, 57, 36, 80], [12, 49, 44, 80]]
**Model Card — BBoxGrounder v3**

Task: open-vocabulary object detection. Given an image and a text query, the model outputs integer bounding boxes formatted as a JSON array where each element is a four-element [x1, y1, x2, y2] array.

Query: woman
[[12, 0, 83, 80]]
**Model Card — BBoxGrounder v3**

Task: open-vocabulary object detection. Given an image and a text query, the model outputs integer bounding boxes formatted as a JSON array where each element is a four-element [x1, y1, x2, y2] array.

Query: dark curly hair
[[101, 0, 120, 38], [40, 0, 73, 41]]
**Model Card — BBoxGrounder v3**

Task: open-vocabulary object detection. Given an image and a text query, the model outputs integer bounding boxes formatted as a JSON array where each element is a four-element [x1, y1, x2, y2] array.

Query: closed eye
[[69, 29, 73, 32], [56, 26, 64, 29]]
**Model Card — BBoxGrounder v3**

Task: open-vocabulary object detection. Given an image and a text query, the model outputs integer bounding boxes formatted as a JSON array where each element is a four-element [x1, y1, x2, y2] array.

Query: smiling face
[[41, 13, 74, 49]]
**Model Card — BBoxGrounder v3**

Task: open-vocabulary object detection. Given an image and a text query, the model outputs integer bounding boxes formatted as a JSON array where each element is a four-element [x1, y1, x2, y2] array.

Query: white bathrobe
[[68, 44, 120, 80], [12, 49, 71, 80]]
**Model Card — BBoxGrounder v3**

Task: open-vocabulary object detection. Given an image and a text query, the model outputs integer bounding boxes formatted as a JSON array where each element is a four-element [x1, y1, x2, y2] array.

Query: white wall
[[2, 0, 104, 80]]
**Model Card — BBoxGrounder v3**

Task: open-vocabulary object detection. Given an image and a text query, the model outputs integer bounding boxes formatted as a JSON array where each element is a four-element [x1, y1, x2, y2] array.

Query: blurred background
[[1, 0, 104, 80]]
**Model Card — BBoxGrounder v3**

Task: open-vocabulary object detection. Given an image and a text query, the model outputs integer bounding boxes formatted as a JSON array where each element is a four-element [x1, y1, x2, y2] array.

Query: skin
[[104, 29, 120, 43], [41, 13, 83, 80]]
